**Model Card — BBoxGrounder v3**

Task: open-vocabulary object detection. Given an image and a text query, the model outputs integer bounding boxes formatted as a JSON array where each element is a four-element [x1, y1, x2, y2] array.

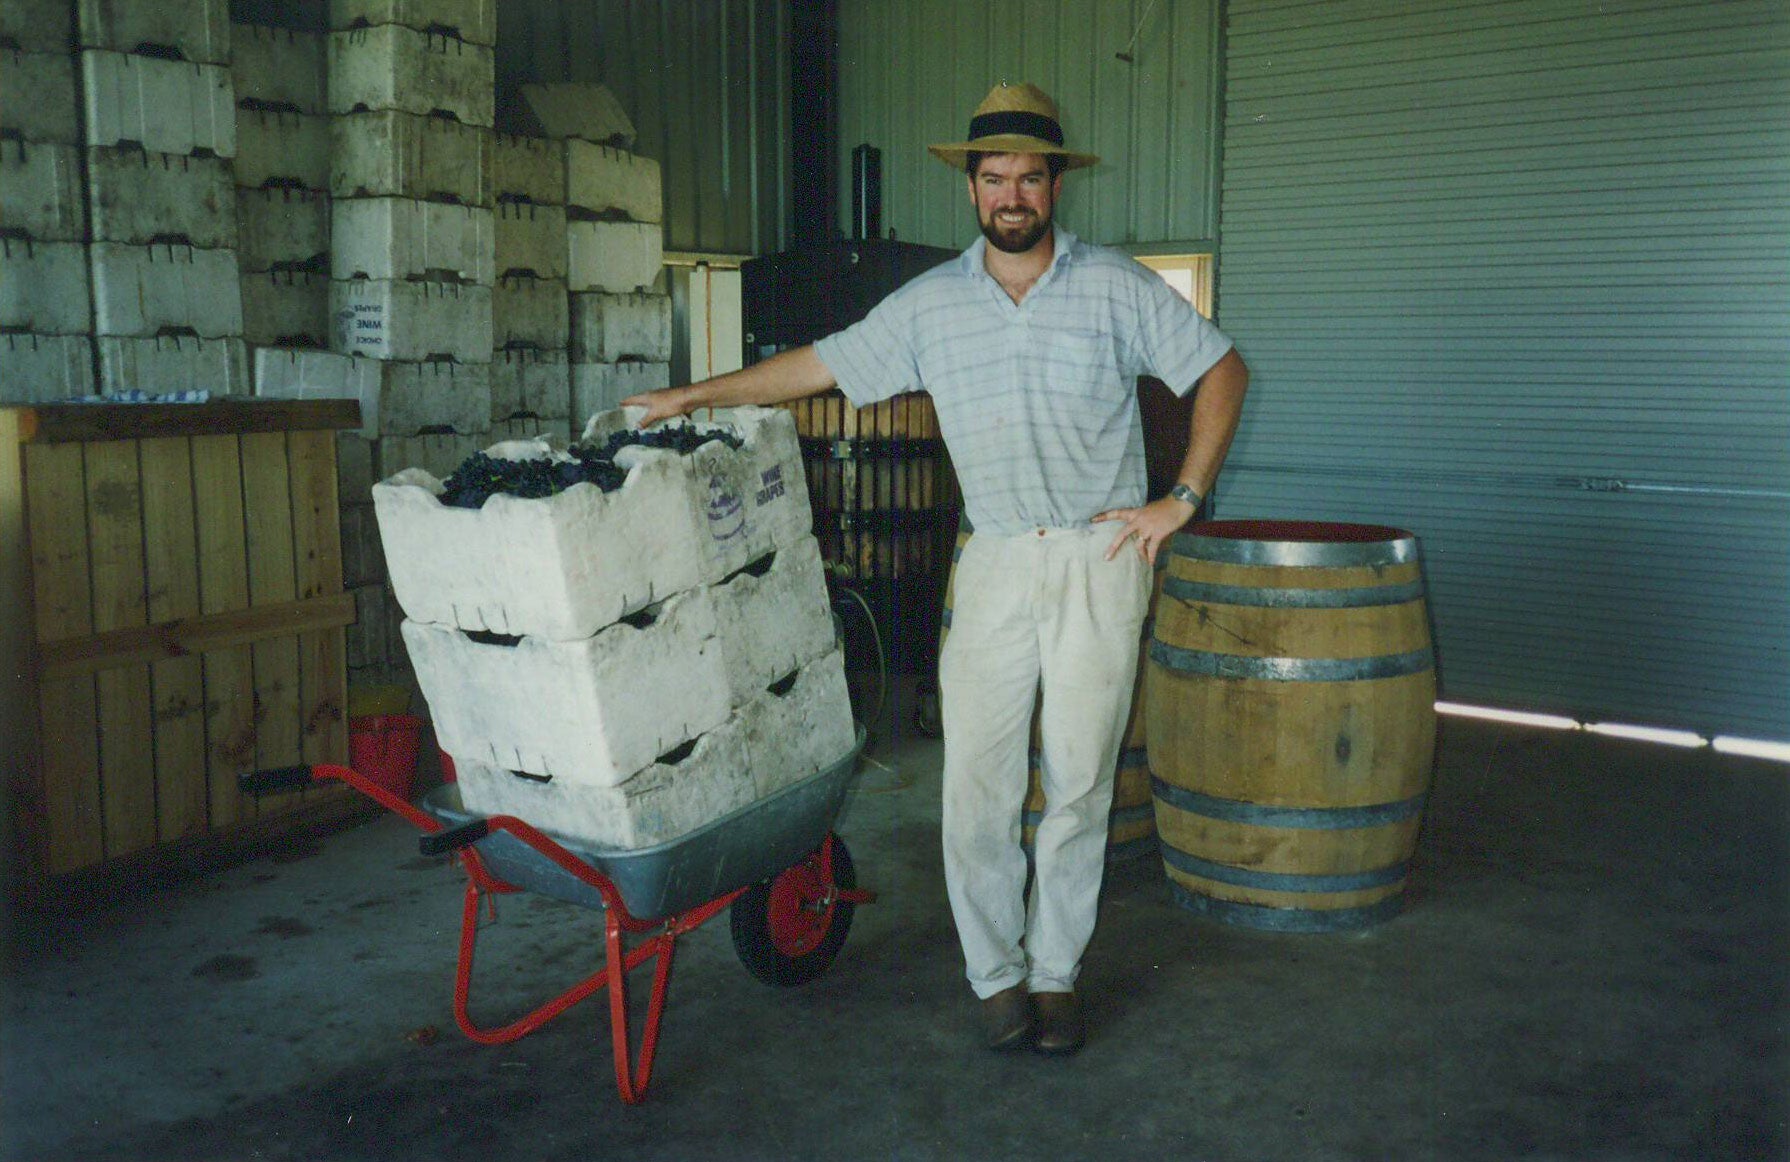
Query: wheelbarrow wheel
[[730, 837, 857, 988]]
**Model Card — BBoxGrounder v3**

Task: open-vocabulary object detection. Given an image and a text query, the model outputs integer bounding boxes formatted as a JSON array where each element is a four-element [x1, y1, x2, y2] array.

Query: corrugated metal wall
[[495, 0, 788, 255], [835, 0, 1223, 250], [1217, 0, 1790, 739]]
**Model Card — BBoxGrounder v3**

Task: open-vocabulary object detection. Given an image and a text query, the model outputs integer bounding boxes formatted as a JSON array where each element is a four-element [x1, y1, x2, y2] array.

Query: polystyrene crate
[[253, 345, 490, 437], [373, 405, 808, 640], [0, 139, 84, 242], [337, 430, 377, 500], [710, 535, 835, 708], [230, 24, 327, 115], [495, 199, 567, 280], [241, 268, 330, 347], [372, 358, 491, 435], [0, 238, 91, 334], [402, 586, 731, 787], [490, 346, 569, 421], [374, 439, 696, 639], [493, 133, 564, 205], [327, 25, 494, 127], [331, 0, 496, 45], [569, 360, 669, 425], [519, 81, 635, 149], [91, 242, 242, 337], [568, 290, 672, 363], [376, 429, 482, 481], [96, 335, 251, 396], [234, 108, 328, 190], [452, 715, 755, 851], [1, 49, 80, 145], [330, 278, 493, 362], [1, 0, 73, 55], [81, 50, 235, 157], [340, 503, 386, 587], [738, 648, 856, 798], [563, 140, 661, 223], [0, 333, 95, 404], [254, 345, 377, 434], [332, 197, 493, 284], [566, 219, 662, 294], [78, 0, 229, 64], [330, 110, 492, 205], [87, 147, 236, 248], [492, 274, 568, 350], [236, 187, 330, 273], [579, 405, 814, 584]]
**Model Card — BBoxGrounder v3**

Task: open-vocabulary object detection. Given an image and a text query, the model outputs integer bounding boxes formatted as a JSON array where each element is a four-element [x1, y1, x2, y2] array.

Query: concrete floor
[[3, 706, 1786, 1161]]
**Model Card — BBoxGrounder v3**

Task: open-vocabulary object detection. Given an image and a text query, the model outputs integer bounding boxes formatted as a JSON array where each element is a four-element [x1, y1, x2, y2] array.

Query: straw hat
[[927, 82, 1099, 171]]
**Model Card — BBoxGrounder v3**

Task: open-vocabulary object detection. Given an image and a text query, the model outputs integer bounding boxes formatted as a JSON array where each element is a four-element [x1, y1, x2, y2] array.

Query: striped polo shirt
[[813, 225, 1234, 537]]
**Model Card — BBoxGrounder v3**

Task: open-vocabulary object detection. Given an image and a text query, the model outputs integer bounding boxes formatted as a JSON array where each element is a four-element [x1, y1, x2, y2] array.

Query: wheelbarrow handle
[[419, 818, 490, 857], [238, 765, 317, 794]]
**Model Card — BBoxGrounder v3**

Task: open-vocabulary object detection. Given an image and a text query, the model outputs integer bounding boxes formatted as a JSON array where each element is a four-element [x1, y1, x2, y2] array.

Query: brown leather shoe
[[1032, 991, 1085, 1055], [980, 985, 1034, 1051]]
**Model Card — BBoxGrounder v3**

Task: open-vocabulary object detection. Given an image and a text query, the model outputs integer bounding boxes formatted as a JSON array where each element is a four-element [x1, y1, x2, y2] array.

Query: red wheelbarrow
[[241, 730, 873, 1104]]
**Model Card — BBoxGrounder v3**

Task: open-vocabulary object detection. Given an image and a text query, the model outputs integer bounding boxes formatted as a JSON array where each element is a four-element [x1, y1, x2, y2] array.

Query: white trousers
[[939, 526, 1151, 999]]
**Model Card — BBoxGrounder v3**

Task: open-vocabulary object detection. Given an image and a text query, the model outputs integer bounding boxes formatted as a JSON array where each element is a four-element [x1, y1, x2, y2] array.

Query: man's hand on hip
[[1093, 494, 1200, 564]]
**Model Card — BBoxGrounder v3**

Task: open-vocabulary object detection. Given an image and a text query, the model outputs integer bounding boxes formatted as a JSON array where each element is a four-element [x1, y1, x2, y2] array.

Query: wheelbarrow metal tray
[[420, 728, 865, 919]]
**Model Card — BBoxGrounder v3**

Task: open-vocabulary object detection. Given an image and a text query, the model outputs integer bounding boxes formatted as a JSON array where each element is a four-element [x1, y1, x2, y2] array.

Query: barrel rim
[[1170, 520, 1418, 567]]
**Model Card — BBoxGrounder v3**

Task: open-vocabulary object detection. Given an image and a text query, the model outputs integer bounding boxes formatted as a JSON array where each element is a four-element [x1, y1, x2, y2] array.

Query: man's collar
[[959, 223, 1079, 280]]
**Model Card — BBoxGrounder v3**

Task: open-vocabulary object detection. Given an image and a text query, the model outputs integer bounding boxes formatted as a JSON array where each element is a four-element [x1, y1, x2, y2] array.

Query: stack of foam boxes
[[0, 1, 91, 401], [233, 23, 331, 353], [372, 406, 856, 849], [326, 0, 499, 682], [566, 140, 673, 428], [489, 134, 570, 442], [79, 0, 249, 396]]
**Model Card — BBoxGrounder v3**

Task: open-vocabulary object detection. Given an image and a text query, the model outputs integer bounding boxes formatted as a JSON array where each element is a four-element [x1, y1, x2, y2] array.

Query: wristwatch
[[1168, 483, 1202, 508]]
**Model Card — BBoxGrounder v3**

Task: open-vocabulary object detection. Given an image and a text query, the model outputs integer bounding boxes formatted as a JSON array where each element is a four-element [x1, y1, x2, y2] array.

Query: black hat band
[[967, 109, 1064, 146]]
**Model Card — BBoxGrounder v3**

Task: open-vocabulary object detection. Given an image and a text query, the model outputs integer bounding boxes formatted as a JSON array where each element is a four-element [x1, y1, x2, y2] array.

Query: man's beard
[[979, 206, 1051, 254]]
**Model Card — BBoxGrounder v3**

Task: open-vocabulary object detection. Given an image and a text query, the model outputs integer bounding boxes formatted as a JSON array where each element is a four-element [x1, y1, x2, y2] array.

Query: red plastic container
[[349, 714, 424, 799]]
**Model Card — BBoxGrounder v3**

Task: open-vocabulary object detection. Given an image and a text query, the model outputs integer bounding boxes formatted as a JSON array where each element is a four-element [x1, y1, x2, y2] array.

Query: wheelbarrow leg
[[607, 907, 676, 1107]]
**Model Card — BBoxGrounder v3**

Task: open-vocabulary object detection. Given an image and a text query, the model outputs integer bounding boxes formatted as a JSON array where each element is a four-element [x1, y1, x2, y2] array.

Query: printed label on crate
[[337, 300, 385, 354], [755, 464, 786, 509]]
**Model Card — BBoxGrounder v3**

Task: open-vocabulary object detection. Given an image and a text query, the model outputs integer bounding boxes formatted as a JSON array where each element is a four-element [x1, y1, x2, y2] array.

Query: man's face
[[968, 152, 1060, 255]]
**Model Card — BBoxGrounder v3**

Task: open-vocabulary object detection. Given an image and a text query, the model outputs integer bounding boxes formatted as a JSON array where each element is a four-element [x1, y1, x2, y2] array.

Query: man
[[625, 81, 1248, 1055]]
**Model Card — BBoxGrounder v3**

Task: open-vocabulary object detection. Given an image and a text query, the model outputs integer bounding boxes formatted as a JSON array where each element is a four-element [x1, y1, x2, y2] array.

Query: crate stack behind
[[0, 1, 91, 401], [233, 23, 331, 357], [79, 0, 248, 398], [373, 406, 855, 849], [328, 0, 499, 687], [566, 136, 672, 426], [487, 134, 570, 442]]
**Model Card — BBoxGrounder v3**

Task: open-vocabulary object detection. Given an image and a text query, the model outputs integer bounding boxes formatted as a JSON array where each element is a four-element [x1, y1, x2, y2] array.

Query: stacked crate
[[373, 406, 856, 849], [0, 1, 91, 402], [233, 23, 331, 352], [490, 134, 571, 441], [324, 0, 498, 681], [78, 0, 249, 396], [566, 140, 672, 427]]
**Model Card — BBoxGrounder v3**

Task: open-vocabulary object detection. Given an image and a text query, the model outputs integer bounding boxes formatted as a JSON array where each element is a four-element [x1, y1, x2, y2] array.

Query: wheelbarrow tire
[[730, 838, 857, 988]]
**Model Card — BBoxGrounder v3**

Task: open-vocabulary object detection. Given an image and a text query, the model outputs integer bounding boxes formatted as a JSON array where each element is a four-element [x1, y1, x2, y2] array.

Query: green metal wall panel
[[835, 0, 1223, 250], [1217, 0, 1790, 739], [495, 0, 787, 255]]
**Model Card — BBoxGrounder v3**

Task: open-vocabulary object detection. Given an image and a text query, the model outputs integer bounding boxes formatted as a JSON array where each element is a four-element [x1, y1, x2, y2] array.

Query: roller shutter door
[[1214, 0, 1790, 739]]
